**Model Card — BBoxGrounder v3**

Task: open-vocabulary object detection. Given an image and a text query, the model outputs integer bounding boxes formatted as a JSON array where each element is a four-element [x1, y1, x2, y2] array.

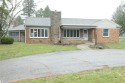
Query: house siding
[[25, 27, 51, 44], [96, 28, 119, 44]]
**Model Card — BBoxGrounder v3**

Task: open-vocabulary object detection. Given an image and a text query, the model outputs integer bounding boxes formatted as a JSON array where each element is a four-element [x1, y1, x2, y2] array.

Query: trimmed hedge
[[1, 36, 14, 44]]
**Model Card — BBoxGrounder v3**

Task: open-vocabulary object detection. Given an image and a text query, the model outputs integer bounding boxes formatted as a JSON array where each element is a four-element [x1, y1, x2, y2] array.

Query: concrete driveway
[[0, 49, 125, 83]]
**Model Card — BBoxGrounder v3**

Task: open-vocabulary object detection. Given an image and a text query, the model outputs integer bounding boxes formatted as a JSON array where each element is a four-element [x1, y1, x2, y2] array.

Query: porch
[[60, 25, 96, 44], [9, 30, 25, 42]]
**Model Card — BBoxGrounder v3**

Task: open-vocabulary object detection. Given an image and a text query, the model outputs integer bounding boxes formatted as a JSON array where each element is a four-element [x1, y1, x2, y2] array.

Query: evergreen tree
[[35, 8, 43, 17], [42, 5, 51, 17], [13, 16, 23, 26], [22, 0, 36, 17]]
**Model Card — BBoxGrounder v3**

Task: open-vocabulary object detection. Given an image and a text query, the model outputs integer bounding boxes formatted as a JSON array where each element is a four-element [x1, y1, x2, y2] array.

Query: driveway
[[0, 49, 125, 83]]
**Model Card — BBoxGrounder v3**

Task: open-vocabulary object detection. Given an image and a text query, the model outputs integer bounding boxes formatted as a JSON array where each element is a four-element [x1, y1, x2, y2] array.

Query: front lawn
[[106, 38, 125, 49], [13, 67, 125, 83], [0, 42, 79, 60]]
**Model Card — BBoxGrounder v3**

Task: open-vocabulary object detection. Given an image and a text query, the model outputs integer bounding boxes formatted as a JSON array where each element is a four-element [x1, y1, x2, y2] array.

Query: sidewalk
[[77, 42, 94, 50]]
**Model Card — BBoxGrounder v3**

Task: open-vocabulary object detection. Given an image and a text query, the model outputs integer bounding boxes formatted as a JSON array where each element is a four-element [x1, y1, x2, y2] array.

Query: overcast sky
[[35, 0, 124, 19]]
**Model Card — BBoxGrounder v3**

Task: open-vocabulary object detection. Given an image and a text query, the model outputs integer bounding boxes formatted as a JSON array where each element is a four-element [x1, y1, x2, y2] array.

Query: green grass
[[106, 38, 125, 49], [14, 67, 125, 83], [0, 42, 79, 60]]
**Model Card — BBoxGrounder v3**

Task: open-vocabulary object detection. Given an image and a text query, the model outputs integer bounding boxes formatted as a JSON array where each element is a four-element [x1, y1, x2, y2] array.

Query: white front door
[[83, 29, 88, 40]]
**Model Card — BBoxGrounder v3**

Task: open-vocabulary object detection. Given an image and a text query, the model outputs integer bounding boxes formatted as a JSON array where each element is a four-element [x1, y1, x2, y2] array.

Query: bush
[[1, 36, 14, 44], [89, 44, 104, 49]]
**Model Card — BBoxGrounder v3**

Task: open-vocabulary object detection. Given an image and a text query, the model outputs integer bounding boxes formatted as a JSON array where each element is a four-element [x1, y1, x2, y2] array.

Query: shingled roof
[[25, 17, 121, 28], [61, 18, 100, 26], [25, 17, 51, 27]]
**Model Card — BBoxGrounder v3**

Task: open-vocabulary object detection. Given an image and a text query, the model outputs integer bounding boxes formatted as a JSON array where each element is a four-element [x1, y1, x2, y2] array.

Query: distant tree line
[[14, 0, 51, 26]]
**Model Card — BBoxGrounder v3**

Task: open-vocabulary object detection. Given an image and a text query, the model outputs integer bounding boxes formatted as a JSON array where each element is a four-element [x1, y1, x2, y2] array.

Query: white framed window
[[63, 29, 80, 38], [30, 28, 49, 38], [103, 29, 109, 37]]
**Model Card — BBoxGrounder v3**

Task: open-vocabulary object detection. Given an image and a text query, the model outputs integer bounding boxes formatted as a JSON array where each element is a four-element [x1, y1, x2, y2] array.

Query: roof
[[93, 19, 121, 28], [24, 17, 121, 28], [9, 25, 24, 31], [25, 17, 51, 27], [61, 18, 100, 26], [61, 18, 121, 28]]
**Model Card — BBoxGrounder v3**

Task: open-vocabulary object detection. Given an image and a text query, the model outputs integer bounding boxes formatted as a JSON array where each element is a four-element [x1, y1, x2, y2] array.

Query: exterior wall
[[96, 28, 119, 44], [50, 11, 61, 44], [88, 29, 95, 42], [61, 29, 84, 44], [25, 27, 51, 44]]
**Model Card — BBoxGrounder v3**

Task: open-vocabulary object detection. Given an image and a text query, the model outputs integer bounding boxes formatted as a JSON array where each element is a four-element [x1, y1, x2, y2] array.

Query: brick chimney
[[50, 11, 61, 44]]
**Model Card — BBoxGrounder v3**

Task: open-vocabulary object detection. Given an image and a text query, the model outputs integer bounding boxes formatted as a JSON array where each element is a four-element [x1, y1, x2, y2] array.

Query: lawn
[[106, 38, 125, 49], [13, 67, 125, 83], [0, 42, 79, 60]]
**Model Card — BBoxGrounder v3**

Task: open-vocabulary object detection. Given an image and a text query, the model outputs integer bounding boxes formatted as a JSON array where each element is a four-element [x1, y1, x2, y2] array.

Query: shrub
[[1, 36, 14, 44], [89, 44, 104, 49], [95, 45, 104, 49]]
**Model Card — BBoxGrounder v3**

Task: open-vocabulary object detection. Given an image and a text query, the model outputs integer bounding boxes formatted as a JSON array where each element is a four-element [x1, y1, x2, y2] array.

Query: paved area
[[0, 49, 125, 83], [77, 42, 94, 50]]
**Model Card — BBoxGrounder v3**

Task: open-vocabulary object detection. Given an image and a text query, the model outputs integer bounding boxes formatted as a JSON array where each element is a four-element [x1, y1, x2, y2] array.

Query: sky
[[34, 0, 124, 19]]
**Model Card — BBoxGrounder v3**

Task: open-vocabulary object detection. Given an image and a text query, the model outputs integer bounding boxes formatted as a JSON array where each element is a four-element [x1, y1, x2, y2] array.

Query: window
[[64, 29, 80, 38], [30, 28, 48, 38], [103, 29, 109, 37], [9, 32, 19, 36]]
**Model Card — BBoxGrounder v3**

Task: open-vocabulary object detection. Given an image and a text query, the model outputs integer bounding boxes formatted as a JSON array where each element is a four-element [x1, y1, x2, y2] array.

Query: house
[[8, 25, 25, 42], [10, 11, 121, 44]]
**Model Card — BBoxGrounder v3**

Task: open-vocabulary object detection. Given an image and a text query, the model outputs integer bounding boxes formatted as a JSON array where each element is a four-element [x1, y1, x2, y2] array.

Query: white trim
[[103, 29, 110, 37], [29, 28, 49, 38], [30, 37, 49, 38], [63, 29, 80, 38]]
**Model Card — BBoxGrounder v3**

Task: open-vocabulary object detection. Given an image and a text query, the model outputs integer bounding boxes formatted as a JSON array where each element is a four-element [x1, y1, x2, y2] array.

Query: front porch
[[60, 26, 96, 44]]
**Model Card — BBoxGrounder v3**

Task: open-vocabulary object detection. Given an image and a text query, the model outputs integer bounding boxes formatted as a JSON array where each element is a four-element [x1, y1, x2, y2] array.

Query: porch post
[[19, 30, 21, 42]]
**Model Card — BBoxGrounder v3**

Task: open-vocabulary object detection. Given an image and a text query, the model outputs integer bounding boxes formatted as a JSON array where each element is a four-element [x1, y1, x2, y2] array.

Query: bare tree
[[0, 0, 23, 42]]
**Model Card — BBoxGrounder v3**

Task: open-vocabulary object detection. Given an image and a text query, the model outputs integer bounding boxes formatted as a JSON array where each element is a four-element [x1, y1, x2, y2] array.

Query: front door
[[83, 29, 88, 40]]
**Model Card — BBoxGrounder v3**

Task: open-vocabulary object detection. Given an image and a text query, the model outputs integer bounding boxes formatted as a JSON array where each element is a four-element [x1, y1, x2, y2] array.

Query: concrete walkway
[[77, 42, 94, 50], [0, 49, 125, 83]]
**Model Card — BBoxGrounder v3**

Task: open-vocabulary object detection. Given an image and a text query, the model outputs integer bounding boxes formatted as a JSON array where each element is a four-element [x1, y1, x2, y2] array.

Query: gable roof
[[93, 19, 121, 28], [25, 17, 51, 27]]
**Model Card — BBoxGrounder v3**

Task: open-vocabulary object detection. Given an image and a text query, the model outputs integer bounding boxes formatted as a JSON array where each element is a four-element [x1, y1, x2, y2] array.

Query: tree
[[0, 0, 9, 42], [112, 3, 125, 35], [0, 0, 9, 31], [35, 8, 43, 17], [0, 0, 23, 43], [22, 0, 36, 17], [36, 6, 51, 17], [13, 16, 23, 26], [42, 5, 51, 17]]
